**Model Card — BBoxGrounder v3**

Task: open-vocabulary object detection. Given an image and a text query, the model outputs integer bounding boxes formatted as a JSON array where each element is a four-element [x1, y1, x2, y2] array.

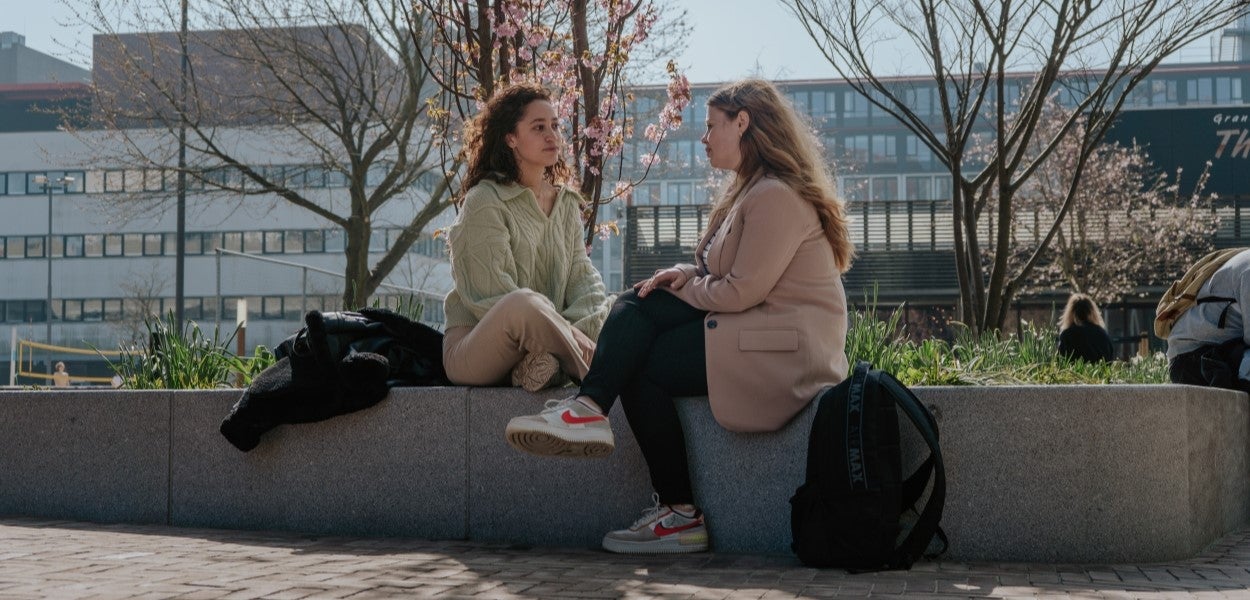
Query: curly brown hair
[[459, 83, 572, 203]]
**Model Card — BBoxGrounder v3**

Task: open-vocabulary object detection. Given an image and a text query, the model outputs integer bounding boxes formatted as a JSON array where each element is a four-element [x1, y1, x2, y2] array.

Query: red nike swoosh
[[561, 410, 605, 425], [654, 520, 702, 537]]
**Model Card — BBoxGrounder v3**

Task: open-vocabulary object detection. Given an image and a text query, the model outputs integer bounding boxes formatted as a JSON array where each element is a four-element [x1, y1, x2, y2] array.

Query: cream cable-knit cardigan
[[443, 179, 611, 339]]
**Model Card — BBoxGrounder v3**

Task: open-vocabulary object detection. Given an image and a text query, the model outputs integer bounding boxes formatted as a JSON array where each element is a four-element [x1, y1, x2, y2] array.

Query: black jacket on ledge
[[220, 307, 449, 452]]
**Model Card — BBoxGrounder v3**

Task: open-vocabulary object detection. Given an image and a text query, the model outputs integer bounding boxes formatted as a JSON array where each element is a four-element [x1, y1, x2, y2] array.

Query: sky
[[4, 0, 847, 82], [0, 0, 1221, 84]]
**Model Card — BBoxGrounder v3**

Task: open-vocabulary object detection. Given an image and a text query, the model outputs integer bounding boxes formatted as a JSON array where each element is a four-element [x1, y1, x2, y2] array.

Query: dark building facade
[[621, 60, 1250, 355]]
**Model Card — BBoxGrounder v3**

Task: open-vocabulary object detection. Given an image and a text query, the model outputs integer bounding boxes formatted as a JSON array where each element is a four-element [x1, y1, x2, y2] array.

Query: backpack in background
[[1155, 247, 1248, 339], [790, 361, 947, 570]]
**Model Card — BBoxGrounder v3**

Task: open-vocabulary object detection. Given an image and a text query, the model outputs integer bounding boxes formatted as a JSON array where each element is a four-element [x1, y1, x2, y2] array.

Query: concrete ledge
[[0, 384, 1244, 563]]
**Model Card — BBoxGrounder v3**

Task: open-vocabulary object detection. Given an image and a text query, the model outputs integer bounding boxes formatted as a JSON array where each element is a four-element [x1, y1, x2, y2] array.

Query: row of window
[[1, 293, 446, 325], [628, 175, 957, 206], [621, 131, 948, 176], [0, 227, 447, 260], [633, 73, 1248, 130], [0, 162, 440, 196]]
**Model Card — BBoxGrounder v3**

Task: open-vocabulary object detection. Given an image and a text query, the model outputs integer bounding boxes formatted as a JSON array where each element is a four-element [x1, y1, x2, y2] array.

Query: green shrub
[[104, 311, 277, 389], [846, 304, 1168, 386]]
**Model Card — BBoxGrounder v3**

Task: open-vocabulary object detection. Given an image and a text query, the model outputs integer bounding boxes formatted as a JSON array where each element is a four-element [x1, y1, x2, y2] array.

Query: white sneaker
[[505, 396, 614, 457], [602, 495, 709, 554]]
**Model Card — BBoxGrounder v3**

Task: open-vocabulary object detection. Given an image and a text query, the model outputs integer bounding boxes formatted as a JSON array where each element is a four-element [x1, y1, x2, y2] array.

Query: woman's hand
[[634, 267, 688, 298], [571, 326, 596, 365]]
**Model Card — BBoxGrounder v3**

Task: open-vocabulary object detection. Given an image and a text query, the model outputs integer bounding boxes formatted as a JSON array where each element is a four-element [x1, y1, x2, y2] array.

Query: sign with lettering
[[1105, 107, 1250, 198]]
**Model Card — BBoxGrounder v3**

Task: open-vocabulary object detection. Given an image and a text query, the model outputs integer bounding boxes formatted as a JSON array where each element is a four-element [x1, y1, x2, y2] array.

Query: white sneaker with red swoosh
[[505, 396, 615, 457], [602, 496, 709, 554]]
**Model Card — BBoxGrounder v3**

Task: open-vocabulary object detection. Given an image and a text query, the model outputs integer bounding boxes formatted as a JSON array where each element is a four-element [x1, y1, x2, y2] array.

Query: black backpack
[[790, 360, 947, 570]]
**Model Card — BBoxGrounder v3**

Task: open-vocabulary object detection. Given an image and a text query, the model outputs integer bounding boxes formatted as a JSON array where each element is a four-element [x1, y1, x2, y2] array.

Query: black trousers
[[580, 289, 708, 505], [1169, 337, 1250, 393]]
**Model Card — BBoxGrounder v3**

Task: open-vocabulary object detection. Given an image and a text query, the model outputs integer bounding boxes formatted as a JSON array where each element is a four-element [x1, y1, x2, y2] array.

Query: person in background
[[442, 83, 611, 393], [1057, 293, 1114, 363], [52, 361, 70, 387], [505, 78, 853, 554], [1167, 249, 1250, 391]]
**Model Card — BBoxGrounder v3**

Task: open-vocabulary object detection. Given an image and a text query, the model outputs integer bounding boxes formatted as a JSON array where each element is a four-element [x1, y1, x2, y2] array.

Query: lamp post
[[34, 174, 74, 374]]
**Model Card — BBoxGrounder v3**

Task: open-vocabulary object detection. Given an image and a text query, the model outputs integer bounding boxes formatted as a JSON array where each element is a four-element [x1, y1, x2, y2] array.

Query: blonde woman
[[1058, 293, 1114, 363], [506, 79, 853, 554]]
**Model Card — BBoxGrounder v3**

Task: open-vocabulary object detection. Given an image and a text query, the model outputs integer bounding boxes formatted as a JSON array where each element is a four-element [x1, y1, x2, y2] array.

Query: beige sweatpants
[[442, 289, 591, 386]]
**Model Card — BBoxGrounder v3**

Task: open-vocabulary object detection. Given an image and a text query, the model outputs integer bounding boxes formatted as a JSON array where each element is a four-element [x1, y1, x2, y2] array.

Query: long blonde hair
[[1060, 293, 1105, 330], [705, 79, 854, 272]]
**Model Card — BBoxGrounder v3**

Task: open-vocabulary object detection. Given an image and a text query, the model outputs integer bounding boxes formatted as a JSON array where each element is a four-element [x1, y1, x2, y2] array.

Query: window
[[1150, 79, 1179, 106], [905, 86, 933, 116], [104, 234, 123, 256], [25, 172, 47, 194], [302, 167, 326, 188], [82, 299, 103, 322], [871, 177, 898, 201], [85, 170, 105, 194], [906, 176, 932, 200], [62, 299, 81, 322], [123, 233, 143, 256], [27, 300, 46, 323], [163, 234, 177, 256], [284, 230, 304, 254], [243, 231, 262, 254], [325, 229, 345, 252], [632, 183, 662, 205], [264, 231, 283, 253], [304, 230, 325, 253], [6, 173, 22, 195], [810, 91, 833, 117], [325, 169, 348, 188], [104, 299, 123, 321], [263, 296, 284, 320], [184, 297, 203, 321], [842, 177, 869, 203], [789, 91, 809, 114], [202, 297, 219, 322], [284, 295, 304, 320], [84, 234, 103, 257], [143, 169, 164, 192], [1187, 78, 1214, 105], [871, 135, 897, 165], [5, 301, 22, 322], [104, 170, 125, 193], [905, 136, 933, 168], [842, 91, 868, 121], [221, 232, 243, 253], [144, 234, 163, 256], [0, 173, 7, 195], [843, 135, 870, 165], [664, 182, 693, 205], [26, 236, 44, 259], [184, 233, 204, 256], [6, 237, 23, 258], [123, 169, 143, 192], [64, 235, 83, 258], [1217, 77, 1243, 104], [51, 235, 63, 258]]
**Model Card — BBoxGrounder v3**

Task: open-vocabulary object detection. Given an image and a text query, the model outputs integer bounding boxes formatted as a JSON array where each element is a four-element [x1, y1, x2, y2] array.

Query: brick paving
[[1, 518, 1250, 599]]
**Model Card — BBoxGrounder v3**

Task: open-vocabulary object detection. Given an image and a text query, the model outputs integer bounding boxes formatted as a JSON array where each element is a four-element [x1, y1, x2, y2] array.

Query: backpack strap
[[876, 370, 947, 566], [1196, 296, 1238, 329]]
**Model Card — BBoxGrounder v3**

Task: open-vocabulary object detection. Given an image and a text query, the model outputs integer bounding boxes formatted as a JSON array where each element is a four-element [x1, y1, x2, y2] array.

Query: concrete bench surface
[[0, 384, 1245, 563]]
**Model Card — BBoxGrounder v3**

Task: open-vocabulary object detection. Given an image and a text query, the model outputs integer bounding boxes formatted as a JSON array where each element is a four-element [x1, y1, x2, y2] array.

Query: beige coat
[[670, 176, 849, 432]]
